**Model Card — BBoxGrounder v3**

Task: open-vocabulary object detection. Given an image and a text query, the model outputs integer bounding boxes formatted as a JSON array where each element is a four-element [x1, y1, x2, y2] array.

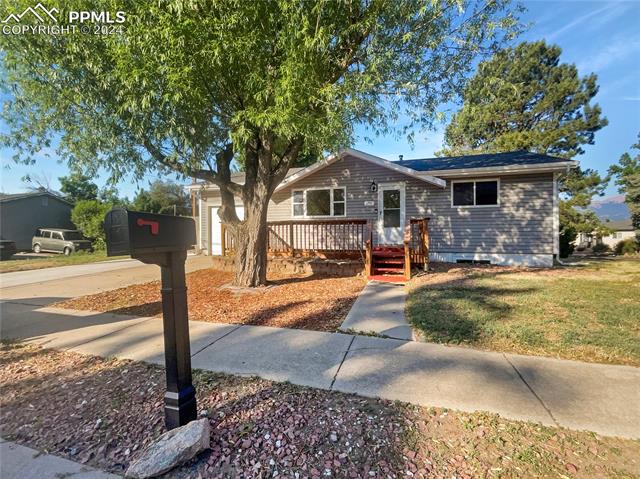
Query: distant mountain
[[589, 195, 630, 221]]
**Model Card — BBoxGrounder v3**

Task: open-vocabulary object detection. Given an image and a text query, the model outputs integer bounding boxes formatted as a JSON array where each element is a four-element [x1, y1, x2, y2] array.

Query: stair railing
[[403, 222, 411, 280], [365, 219, 373, 276]]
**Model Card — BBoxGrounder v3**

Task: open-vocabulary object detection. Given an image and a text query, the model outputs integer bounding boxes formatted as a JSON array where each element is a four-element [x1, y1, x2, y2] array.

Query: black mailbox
[[104, 208, 196, 258], [104, 207, 198, 430]]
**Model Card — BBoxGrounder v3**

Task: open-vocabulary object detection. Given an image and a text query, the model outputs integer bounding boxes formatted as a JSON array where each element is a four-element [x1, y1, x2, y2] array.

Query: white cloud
[[576, 35, 640, 73], [545, 3, 613, 42]]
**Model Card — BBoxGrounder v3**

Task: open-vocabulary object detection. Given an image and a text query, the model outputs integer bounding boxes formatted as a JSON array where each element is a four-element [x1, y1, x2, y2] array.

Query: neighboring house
[[599, 219, 636, 248], [189, 148, 576, 268], [0, 191, 75, 251]]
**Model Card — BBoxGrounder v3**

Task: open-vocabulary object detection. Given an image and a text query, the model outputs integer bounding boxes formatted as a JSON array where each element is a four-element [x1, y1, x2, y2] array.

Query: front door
[[210, 206, 244, 255], [377, 183, 405, 244]]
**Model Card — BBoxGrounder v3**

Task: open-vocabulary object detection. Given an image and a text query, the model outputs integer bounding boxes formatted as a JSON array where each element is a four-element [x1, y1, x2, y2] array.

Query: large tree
[[59, 172, 99, 203], [132, 180, 191, 216], [438, 40, 609, 257], [1, 0, 520, 286], [608, 134, 640, 231], [440, 41, 608, 158]]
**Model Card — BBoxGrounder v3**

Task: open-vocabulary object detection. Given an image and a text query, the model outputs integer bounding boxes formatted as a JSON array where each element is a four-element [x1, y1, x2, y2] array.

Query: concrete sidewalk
[[0, 439, 120, 479], [340, 281, 413, 340], [2, 301, 639, 439]]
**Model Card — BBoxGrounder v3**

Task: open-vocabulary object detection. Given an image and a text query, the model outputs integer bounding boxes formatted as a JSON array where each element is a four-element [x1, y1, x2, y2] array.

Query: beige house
[[599, 219, 636, 248]]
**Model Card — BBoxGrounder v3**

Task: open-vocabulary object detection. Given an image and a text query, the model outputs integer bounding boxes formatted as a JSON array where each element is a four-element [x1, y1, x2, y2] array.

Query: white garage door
[[210, 206, 244, 255]]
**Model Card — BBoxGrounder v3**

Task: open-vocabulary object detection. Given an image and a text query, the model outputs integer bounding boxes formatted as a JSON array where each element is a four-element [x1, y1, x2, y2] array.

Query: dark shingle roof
[[394, 150, 570, 172], [0, 191, 72, 205]]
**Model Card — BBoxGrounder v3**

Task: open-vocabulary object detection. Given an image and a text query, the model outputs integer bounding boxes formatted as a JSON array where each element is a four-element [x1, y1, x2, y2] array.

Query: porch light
[[369, 180, 377, 192]]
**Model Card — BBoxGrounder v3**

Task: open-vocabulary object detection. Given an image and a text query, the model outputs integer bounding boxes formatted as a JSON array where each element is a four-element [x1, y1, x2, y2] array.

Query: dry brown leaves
[[56, 269, 367, 332], [2, 343, 639, 479]]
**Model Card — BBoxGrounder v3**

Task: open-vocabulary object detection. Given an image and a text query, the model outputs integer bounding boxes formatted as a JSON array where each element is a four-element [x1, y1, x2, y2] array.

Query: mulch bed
[[2, 342, 639, 478], [56, 269, 366, 331]]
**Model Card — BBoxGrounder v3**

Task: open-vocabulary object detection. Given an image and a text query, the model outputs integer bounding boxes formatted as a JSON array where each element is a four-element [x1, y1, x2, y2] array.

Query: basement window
[[456, 259, 491, 265], [292, 187, 346, 217], [452, 180, 499, 207]]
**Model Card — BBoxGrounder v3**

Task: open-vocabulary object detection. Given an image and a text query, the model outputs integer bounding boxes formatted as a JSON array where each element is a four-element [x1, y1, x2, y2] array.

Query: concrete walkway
[[340, 281, 413, 340], [0, 439, 120, 479], [2, 301, 639, 439]]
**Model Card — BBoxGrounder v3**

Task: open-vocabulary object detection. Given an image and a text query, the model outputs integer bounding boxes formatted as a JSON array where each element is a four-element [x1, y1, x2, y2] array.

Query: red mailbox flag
[[136, 218, 160, 235]]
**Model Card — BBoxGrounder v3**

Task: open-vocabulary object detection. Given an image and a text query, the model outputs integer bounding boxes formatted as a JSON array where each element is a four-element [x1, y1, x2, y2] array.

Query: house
[[0, 190, 75, 251], [599, 219, 636, 248], [189, 148, 576, 273]]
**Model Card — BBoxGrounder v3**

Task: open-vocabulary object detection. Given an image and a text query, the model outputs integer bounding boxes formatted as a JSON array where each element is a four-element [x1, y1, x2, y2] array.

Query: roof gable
[[275, 148, 446, 191]]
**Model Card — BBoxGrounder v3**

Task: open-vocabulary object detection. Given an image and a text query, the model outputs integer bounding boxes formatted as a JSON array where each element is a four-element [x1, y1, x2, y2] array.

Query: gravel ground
[[2, 342, 639, 478], [56, 269, 366, 331]]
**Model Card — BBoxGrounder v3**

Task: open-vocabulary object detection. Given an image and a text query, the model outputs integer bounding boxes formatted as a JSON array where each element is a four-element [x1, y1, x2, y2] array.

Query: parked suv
[[32, 228, 93, 255]]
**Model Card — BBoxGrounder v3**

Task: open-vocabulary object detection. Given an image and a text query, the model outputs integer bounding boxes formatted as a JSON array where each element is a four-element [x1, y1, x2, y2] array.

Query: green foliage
[[0, 0, 520, 185], [608, 134, 640, 230], [58, 172, 99, 203], [614, 238, 639, 256], [70, 200, 112, 250], [132, 180, 191, 215], [440, 41, 608, 158], [559, 224, 576, 258], [591, 243, 610, 254]]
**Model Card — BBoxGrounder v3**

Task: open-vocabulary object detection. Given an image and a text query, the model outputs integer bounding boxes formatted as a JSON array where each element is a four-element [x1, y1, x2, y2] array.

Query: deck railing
[[222, 217, 429, 274], [222, 219, 371, 257]]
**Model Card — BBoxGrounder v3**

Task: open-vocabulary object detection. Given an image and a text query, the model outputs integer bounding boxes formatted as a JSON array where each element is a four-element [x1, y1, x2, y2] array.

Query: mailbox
[[104, 208, 196, 258], [104, 208, 198, 430]]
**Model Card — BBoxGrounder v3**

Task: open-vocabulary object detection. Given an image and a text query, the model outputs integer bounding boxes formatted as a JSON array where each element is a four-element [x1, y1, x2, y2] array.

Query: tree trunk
[[231, 198, 270, 287]]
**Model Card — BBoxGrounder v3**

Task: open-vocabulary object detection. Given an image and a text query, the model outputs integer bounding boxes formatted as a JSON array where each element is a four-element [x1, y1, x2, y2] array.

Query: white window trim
[[291, 186, 347, 218], [451, 178, 500, 208]]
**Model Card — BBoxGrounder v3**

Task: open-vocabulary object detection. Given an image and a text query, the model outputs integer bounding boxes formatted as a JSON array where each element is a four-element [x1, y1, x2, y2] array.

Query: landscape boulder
[[125, 418, 210, 478]]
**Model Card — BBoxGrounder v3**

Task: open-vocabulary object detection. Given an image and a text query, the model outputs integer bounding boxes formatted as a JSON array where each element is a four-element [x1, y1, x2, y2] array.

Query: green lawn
[[0, 251, 127, 273], [406, 258, 640, 366]]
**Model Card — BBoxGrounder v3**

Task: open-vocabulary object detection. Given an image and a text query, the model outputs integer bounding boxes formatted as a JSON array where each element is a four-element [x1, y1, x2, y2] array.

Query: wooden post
[[423, 218, 430, 272], [220, 223, 226, 257], [289, 221, 295, 257], [403, 222, 411, 280]]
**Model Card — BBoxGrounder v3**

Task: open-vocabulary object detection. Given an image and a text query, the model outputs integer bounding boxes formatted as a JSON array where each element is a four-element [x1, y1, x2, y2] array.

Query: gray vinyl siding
[[269, 154, 554, 255], [199, 154, 554, 255]]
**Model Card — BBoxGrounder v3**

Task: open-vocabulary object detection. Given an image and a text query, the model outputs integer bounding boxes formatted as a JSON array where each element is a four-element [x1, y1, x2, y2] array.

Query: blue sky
[[1, 0, 639, 198]]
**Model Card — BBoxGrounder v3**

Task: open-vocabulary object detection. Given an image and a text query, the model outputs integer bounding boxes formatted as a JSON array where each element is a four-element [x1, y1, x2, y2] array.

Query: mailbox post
[[104, 208, 197, 429]]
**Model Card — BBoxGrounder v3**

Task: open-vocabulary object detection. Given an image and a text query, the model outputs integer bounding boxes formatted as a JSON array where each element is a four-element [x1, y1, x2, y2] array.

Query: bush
[[71, 200, 112, 250], [591, 243, 610, 254], [559, 227, 577, 258], [614, 238, 639, 255]]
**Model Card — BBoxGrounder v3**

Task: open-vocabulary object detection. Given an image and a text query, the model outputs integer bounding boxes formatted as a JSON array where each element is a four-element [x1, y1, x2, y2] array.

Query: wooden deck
[[221, 218, 430, 281]]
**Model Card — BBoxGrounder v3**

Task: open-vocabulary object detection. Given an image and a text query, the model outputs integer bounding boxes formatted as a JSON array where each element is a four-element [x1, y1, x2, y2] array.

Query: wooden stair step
[[374, 266, 405, 274], [373, 259, 404, 266], [372, 251, 405, 258]]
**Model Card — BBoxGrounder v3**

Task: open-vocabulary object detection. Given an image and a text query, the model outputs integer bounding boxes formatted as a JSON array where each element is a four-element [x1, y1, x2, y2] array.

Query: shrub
[[71, 200, 112, 250], [614, 238, 639, 255], [592, 243, 610, 254]]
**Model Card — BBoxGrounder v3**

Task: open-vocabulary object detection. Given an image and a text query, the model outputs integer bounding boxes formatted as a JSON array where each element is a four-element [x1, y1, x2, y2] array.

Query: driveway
[[0, 258, 142, 288]]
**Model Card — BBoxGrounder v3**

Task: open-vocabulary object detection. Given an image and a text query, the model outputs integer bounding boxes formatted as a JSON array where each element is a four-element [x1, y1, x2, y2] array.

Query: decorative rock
[[125, 419, 210, 478]]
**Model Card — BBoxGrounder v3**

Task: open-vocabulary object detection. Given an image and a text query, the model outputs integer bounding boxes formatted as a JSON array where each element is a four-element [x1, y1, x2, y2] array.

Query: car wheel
[[63, 247, 72, 256], [33, 244, 41, 253]]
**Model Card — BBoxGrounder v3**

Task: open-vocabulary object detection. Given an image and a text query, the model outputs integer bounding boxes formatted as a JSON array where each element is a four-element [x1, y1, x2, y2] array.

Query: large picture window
[[292, 187, 346, 217], [452, 180, 499, 207]]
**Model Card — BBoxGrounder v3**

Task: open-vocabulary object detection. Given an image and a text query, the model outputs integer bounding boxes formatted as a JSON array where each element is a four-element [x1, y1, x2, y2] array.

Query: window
[[452, 180, 499, 207], [382, 189, 401, 227], [52, 232, 63, 240], [41, 231, 51, 239], [292, 187, 346, 217]]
